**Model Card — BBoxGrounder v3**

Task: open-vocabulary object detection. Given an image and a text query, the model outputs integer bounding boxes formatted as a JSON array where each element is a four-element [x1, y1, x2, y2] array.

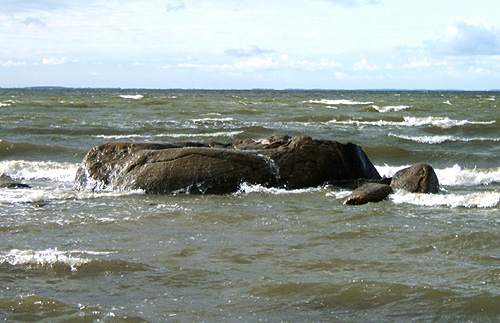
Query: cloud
[[353, 58, 377, 71], [42, 57, 68, 65], [171, 56, 279, 72], [403, 59, 432, 68], [292, 58, 341, 71], [324, 0, 381, 6], [225, 45, 275, 57], [21, 17, 47, 27], [166, 1, 185, 12], [234, 57, 278, 70], [1, 60, 27, 67], [434, 17, 500, 56]]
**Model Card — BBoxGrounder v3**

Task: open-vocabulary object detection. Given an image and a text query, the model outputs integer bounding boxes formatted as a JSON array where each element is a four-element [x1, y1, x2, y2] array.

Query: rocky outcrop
[[75, 134, 382, 194], [344, 183, 393, 205], [341, 163, 440, 205], [390, 163, 439, 193]]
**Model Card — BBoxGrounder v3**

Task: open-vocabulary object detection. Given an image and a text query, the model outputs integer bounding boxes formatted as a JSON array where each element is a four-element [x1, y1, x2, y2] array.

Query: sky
[[1, 0, 500, 90]]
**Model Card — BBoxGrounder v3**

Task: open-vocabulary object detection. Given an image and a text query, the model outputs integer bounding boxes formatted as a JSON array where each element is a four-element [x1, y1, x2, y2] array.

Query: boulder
[[344, 183, 393, 205], [390, 163, 439, 193], [75, 134, 381, 194]]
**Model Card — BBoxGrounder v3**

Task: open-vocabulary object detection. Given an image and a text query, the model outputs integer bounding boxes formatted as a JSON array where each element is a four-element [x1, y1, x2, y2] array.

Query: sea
[[1, 88, 500, 322]]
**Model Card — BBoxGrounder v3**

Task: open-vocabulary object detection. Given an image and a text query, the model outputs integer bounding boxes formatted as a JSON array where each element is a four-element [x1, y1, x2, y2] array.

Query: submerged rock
[[0, 183, 31, 189], [75, 134, 382, 194], [390, 163, 439, 193], [344, 183, 393, 205]]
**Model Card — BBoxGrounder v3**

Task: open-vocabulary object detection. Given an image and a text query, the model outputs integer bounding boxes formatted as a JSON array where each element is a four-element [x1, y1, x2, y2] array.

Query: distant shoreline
[[1, 87, 499, 92]]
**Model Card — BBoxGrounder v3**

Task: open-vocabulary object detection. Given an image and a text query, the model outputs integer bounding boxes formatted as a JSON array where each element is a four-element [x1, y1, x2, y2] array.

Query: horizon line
[[1, 86, 499, 92]]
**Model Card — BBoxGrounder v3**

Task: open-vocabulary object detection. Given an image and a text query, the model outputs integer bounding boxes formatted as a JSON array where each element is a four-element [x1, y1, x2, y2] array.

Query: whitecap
[[306, 99, 373, 105], [119, 94, 143, 100], [389, 134, 454, 144], [235, 183, 321, 195], [190, 117, 234, 123], [0, 160, 78, 182], [0, 248, 89, 271], [371, 105, 409, 113], [93, 134, 148, 139], [376, 164, 500, 187], [328, 117, 495, 129], [156, 131, 243, 138], [390, 190, 500, 208], [436, 165, 500, 187], [389, 133, 500, 144]]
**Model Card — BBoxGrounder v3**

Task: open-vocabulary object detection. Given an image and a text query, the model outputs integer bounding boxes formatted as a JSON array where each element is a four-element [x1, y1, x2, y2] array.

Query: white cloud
[[434, 17, 500, 55], [166, 1, 185, 12], [43, 57, 68, 65], [404, 59, 432, 68], [225, 45, 275, 57], [324, 0, 381, 6], [1, 60, 27, 67], [335, 72, 348, 79], [292, 58, 341, 71], [21, 17, 46, 27], [234, 57, 278, 71], [171, 57, 278, 72], [353, 58, 377, 71]]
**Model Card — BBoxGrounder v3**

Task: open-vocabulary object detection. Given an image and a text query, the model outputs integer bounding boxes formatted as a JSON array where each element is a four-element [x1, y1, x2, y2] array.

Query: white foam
[[375, 164, 410, 178], [190, 117, 234, 123], [389, 133, 500, 144], [119, 94, 143, 100], [0, 248, 94, 271], [371, 105, 409, 113], [0, 160, 78, 182], [307, 99, 373, 105], [436, 165, 500, 187], [156, 131, 243, 138], [0, 102, 11, 107], [390, 190, 500, 208], [376, 164, 500, 187], [93, 134, 148, 139], [328, 117, 495, 129], [236, 183, 321, 195]]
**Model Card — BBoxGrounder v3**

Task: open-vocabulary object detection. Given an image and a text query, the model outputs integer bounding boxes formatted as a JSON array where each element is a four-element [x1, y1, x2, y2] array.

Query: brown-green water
[[1, 89, 500, 321]]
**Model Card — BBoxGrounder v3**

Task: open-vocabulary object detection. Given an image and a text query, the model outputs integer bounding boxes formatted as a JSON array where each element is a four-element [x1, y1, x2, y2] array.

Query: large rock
[[344, 183, 393, 205], [75, 134, 381, 194], [390, 163, 439, 193]]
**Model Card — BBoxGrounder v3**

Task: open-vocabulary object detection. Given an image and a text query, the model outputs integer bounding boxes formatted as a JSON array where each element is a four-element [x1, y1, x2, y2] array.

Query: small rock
[[391, 164, 439, 193], [344, 183, 393, 205]]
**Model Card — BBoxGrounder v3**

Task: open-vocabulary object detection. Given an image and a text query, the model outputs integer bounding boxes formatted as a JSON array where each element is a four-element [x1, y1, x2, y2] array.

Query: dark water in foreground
[[1, 89, 500, 322]]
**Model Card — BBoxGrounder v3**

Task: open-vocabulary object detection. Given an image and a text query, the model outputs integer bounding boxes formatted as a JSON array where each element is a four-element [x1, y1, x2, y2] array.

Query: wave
[[376, 164, 500, 187], [389, 134, 500, 144], [92, 134, 149, 140], [0, 248, 148, 273], [390, 190, 500, 208], [118, 94, 143, 100], [235, 183, 324, 195], [306, 99, 373, 105], [0, 248, 106, 271], [328, 117, 496, 129], [371, 105, 410, 113], [0, 160, 78, 182], [189, 117, 235, 123], [156, 131, 244, 139]]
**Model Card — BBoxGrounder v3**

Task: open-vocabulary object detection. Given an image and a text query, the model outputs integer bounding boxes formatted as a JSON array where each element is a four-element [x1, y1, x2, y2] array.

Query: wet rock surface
[[75, 134, 382, 194]]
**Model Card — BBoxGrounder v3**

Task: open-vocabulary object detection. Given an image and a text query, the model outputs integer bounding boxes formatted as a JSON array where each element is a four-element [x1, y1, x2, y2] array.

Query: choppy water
[[1, 88, 500, 322]]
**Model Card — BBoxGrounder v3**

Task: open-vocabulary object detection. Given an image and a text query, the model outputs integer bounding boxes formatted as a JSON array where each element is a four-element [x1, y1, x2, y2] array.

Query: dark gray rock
[[75, 134, 381, 194], [390, 163, 439, 193], [344, 183, 393, 205]]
